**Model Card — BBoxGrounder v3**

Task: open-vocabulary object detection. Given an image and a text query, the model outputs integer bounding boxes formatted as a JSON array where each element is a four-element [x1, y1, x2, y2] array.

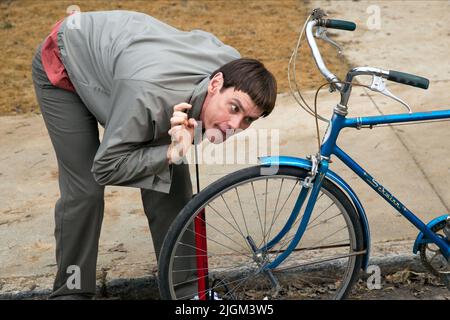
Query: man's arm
[[91, 79, 173, 193]]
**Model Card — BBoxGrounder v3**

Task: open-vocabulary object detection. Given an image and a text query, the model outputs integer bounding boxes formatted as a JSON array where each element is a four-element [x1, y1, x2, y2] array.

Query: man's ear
[[208, 72, 224, 94]]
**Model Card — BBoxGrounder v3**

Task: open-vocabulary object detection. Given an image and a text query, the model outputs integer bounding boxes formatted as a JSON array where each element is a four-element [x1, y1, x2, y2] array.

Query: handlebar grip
[[387, 70, 429, 89], [323, 19, 356, 31]]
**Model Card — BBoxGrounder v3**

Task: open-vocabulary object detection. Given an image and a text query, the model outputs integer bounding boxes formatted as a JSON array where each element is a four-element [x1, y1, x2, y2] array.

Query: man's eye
[[245, 117, 254, 124], [231, 104, 239, 113]]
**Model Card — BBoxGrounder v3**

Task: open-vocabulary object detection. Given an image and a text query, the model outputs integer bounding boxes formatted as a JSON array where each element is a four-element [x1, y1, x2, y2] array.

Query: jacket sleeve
[[91, 79, 173, 193]]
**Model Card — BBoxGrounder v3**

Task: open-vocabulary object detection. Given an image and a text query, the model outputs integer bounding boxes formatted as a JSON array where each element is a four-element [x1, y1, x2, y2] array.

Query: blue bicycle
[[158, 8, 450, 300]]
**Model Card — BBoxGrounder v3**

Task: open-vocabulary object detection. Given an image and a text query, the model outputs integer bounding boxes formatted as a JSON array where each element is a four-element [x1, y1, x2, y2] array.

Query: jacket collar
[[188, 76, 209, 121]]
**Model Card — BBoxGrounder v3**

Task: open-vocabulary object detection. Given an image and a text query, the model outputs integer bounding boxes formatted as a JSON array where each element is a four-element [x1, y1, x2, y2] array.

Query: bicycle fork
[[259, 157, 330, 271]]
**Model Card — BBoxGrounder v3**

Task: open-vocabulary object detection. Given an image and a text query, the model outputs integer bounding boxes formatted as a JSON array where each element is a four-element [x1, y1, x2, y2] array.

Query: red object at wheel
[[194, 208, 209, 300]]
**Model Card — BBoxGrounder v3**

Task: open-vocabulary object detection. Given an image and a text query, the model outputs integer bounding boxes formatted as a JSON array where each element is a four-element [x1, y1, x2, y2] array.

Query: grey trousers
[[31, 44, 195, 298]]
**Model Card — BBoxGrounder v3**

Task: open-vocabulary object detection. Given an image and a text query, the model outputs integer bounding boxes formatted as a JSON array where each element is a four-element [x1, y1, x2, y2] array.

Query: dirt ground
[[350, 271, 449, 300], [6, 268, 449, 300], [0, 0, 350, 115]]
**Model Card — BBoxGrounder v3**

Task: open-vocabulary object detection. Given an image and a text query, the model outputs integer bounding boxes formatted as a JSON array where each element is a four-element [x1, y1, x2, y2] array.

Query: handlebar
[[387, 70, 429, 89], [319, 19, 356, 31], [305, 15, 430, 108], [306, 20, 342, 90]]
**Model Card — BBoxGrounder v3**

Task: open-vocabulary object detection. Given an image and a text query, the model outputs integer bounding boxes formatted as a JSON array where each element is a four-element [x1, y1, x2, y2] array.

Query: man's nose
[[229, 115, 243, 130]]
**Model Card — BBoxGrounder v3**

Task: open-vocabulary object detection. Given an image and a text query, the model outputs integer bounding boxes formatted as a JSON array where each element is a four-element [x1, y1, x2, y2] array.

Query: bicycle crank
[[418, 219, 450, 290]]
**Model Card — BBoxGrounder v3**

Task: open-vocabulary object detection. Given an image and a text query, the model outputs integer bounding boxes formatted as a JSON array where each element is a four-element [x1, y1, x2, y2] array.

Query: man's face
[[200, 73, 263, 144]]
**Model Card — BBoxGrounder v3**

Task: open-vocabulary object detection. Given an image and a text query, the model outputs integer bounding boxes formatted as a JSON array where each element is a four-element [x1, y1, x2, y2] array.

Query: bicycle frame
[[260, 108, 450, 270]]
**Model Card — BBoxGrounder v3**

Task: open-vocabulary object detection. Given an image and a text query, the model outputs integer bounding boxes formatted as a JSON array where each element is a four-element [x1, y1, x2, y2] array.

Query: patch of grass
[[0, 21, 13, 29], [0, 0, 351, 116]]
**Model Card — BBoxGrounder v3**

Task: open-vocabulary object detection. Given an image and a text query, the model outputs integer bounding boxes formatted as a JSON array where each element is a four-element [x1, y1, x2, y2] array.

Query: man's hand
[[167, 103, 198, 164]]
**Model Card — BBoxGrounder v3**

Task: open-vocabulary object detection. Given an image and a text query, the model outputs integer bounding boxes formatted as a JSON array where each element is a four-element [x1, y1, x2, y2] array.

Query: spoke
[[206, 203, 251, 248], [304, 194, 334, 227], [218, 267, 276, 300], [265, 180, 301, 247], [194, 214, 250, 252], [213, 272, 265, 300], [266, 178, 284, 243], [278, 223, 348, 256], [178, 232, 249, 260], [271, 196, 340, 256], [172, 260, 257, 275], [176, 249, 365, 300], [173, 262, 262, 299], [273, 250, 366, 273], [176, 240, 246, 261], [222, 272, 261, 299], [184, 225, 251, 256], [284, 192, 327, 240], [306, 211, 342, 232], [280, 240, 352, 267], [251, 182, 265, 247], [268, 196, 313, 260], [308, 225, 348, 249], [220, 194, 251, 251], [175, 267, 259, 300], [172, 257, 258, 289], [271, 180, 300, 230], [174, 252, 250, 258], [263, 178, 268, 252], [235, 187, 250, 238]]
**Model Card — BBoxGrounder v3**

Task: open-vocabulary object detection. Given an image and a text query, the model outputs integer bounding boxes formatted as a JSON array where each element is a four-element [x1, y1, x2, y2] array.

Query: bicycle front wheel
[[159, 166, 364, 300]]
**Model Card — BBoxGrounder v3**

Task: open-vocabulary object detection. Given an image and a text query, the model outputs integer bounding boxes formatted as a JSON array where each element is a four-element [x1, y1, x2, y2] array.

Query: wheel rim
[[166, 173, 361, 300]]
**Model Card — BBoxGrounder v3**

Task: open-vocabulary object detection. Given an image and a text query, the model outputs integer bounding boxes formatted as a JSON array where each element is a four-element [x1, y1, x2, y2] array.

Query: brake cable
[[288, 14, 329, 122], [312, 81, 373, 151]]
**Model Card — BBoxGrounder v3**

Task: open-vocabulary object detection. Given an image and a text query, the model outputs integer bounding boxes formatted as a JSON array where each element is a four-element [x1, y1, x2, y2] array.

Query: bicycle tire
[[159, 165, 364, 300]]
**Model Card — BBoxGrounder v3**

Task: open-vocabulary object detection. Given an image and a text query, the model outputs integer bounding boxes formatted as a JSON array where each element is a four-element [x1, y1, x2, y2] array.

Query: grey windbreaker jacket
[[57, 10, 241, 193]]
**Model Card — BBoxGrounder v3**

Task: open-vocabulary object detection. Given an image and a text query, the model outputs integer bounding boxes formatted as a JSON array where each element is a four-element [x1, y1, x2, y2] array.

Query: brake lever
[[370, 76, 412, 113], [315, 26, 343, 55]]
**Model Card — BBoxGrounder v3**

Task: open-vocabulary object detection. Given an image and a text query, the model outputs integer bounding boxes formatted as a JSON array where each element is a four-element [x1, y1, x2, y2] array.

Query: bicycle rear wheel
[[158, 166, 364, 300]]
